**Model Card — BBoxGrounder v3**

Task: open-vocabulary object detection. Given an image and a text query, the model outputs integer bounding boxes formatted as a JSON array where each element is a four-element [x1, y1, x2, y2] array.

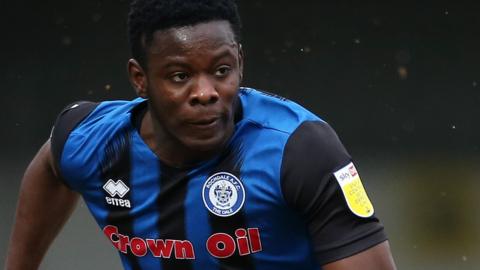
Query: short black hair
[[128, 0, 242, 67]]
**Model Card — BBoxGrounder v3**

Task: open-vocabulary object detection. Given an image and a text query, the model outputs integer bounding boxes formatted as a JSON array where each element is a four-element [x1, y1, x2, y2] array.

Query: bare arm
[[5, 140, 79, 270], [323, 241, 396, 270]]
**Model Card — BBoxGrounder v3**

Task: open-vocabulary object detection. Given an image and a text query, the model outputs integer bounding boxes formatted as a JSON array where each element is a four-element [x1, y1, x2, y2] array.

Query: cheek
[[223, 85, 240, 105], [147, 81, 185, 106], [221, 77, 240, 98], [147, 90, 183, 120]]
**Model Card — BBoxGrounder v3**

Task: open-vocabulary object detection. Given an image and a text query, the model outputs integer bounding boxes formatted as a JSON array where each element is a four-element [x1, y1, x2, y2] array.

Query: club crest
[[202, 172, 245, 217]]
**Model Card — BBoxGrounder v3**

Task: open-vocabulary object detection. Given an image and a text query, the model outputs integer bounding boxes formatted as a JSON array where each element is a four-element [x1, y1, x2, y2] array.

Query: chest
[[71, 124, 318, 268]]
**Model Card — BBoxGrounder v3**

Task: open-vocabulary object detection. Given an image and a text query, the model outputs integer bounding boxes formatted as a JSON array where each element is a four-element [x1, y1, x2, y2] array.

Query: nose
[[189, 75, 219, 106]]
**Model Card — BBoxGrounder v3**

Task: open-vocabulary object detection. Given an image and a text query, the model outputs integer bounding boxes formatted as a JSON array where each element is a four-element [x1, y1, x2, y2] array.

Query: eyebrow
[[160, 47, 238, 70], [161, 60, 191, 70], [210, 47, 237, 63]]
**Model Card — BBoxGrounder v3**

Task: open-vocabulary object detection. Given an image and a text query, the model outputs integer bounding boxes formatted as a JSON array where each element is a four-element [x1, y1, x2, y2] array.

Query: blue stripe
[[185, 171, 217, 270], [130, 131, 163, 269]]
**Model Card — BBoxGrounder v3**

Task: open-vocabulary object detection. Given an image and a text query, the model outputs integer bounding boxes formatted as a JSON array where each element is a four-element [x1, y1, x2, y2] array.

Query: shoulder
[[50, 98, 144, 181], [237, 88, 349, 186], [280, 120, 351, 207], [50, 101, 100, 170], [51, 98, 144, 141], [237, 87, 348, 172], [282, 121, 350, 177], [238, 87, 322, 134]]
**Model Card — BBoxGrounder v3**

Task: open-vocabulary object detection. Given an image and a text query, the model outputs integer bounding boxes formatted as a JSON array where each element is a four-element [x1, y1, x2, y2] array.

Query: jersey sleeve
[[50, 101, 99, 178], [280, 120, 387, 265]]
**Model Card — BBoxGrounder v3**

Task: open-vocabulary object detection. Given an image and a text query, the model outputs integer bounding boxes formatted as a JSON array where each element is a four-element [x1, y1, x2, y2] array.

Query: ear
[[127, 59, 148, 98], [238, 43, 244, 82]]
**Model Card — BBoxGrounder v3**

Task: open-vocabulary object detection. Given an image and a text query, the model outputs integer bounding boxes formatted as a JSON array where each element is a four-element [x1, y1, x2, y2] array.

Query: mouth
[[188, 117, 219, 128]]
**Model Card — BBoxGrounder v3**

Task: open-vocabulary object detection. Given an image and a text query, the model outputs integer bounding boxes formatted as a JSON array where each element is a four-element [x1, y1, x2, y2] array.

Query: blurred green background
[[1, 1, 479, 269]]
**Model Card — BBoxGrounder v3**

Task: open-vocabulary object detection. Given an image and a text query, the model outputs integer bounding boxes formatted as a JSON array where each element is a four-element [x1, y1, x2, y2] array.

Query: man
[[5, 0, 396, 269]]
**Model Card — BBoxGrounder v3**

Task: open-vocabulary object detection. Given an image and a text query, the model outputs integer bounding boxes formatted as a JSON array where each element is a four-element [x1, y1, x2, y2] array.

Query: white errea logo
[[103, 179, 131, 208], [103, 179, 129, 197]]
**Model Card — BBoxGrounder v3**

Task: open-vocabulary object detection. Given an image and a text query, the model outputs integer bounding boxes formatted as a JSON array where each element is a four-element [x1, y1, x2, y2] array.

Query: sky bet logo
[[103, 179, 131, 208]]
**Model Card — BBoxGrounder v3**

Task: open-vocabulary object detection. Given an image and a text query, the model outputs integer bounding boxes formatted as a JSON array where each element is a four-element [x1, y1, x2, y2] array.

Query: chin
[[180, 118, 234, 154], [183, 133, 228, 154]]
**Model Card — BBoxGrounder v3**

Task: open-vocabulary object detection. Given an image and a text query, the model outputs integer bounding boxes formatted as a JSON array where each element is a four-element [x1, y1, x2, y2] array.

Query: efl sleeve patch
[[333, 162, 374, 218]]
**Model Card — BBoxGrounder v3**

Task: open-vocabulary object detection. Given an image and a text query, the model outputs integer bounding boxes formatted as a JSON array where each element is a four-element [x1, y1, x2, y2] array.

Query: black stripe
[[50, 101, 99, 179], [208, 143, 255, 270], [157, 163, 193, 270], [101, 129, 142, 270]]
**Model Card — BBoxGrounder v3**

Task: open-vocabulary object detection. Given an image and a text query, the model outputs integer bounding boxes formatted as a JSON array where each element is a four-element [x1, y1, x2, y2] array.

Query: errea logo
[[103, 179, 131, 208], [103, 179, 129, 197]]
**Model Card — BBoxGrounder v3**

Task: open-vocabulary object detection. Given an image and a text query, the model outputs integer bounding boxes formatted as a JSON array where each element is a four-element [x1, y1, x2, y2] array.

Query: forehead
[[146, 20, 237, 57]]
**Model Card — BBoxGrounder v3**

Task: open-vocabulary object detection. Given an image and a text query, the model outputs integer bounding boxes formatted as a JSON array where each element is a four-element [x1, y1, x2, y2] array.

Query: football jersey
[[51, 87, 386, 270]]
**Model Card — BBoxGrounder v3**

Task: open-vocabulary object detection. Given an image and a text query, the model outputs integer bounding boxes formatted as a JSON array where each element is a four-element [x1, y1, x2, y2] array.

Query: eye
[[170, 72, 189, 83], [215, 66, 232, 77]]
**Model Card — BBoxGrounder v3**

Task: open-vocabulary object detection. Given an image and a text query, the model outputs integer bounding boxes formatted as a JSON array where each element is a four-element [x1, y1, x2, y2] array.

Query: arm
[[5, 140, 79, 270], [281, 121, 397, 269], [323, 241, 396, 270]]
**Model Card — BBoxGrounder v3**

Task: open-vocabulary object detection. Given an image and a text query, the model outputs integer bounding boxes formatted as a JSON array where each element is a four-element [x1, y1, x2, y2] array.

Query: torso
[[58, 88, 322, 269]]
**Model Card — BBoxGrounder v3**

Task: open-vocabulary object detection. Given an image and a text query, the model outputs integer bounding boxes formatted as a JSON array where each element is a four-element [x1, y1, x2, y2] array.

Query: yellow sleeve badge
[[333, 162, 374, 218]]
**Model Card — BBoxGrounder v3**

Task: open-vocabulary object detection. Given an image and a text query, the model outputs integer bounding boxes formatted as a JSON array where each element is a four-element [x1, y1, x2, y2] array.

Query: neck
[[139, 110, 228, 168]]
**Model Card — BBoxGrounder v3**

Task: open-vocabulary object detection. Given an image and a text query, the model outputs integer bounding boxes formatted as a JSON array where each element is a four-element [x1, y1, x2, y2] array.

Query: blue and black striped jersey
[[51, 87, 386, 270]]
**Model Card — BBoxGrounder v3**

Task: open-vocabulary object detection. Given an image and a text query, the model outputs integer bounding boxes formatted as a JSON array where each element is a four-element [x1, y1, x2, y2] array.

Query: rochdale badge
[[202, 172, 246, 217]]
